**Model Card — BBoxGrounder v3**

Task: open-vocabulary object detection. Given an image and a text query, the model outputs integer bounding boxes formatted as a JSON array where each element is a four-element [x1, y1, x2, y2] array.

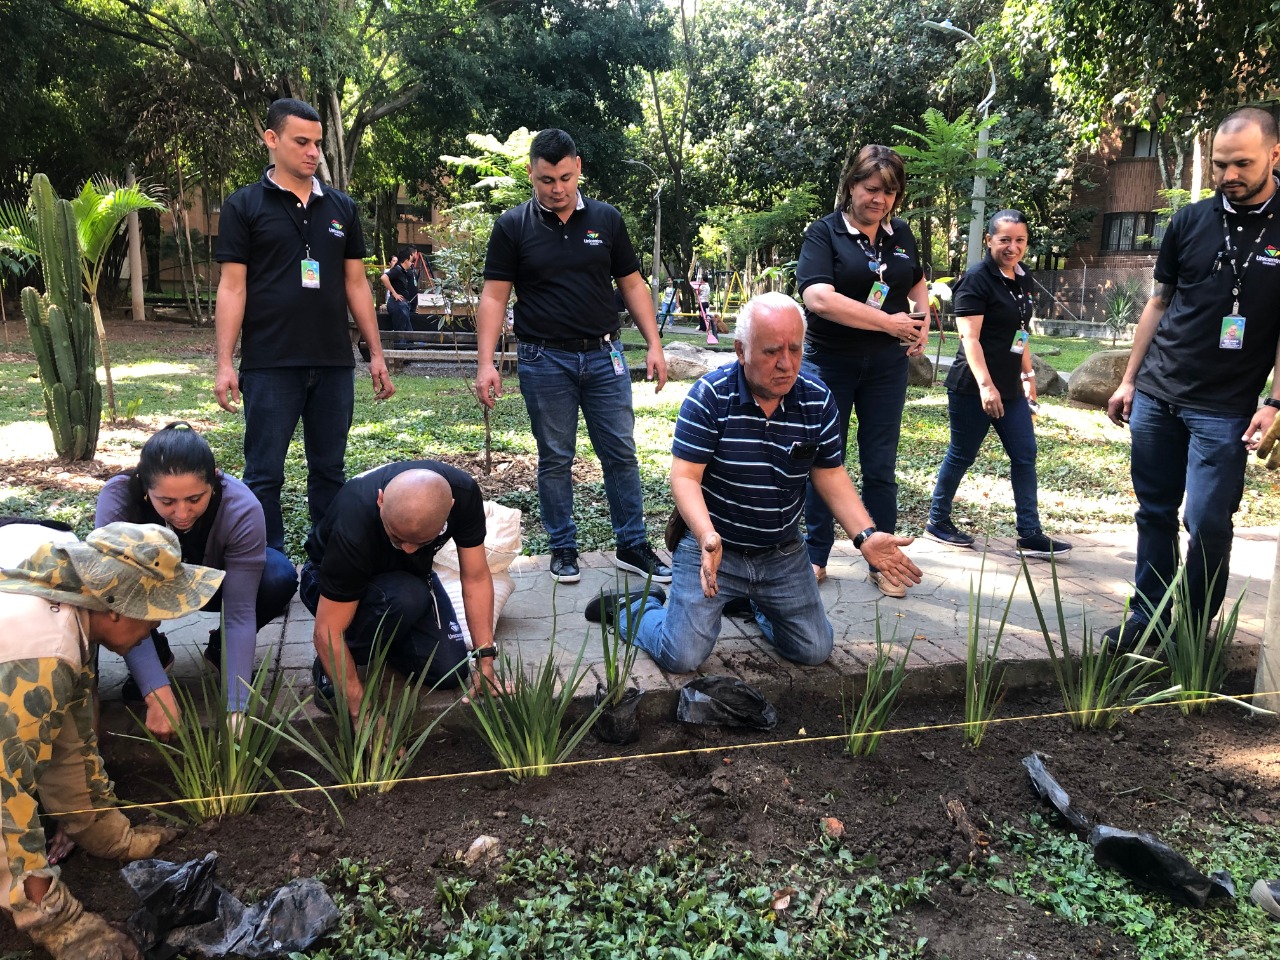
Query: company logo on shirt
[[892, 245, 911, 260], [584, 229, 603, 246], [329, 220, 346, 238], [1257, 244, 1280, 266]]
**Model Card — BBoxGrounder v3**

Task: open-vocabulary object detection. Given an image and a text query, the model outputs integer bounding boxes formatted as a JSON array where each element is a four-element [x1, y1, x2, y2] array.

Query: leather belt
[[519, 330, 621, 352], [724, 537, 800, 558]]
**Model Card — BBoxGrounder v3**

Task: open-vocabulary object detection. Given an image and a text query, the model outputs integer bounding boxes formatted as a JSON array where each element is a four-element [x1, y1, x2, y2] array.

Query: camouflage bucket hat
[[0, 522, 224, 619]]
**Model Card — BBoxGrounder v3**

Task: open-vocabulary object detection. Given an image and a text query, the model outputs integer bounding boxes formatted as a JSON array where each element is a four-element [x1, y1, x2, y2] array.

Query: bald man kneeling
[[299, 461, 498, 716]]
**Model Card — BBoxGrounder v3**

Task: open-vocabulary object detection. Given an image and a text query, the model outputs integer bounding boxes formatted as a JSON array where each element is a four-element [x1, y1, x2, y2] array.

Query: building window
[[1124, 128, 1158, 158], [1101, 212, 1166, 252]]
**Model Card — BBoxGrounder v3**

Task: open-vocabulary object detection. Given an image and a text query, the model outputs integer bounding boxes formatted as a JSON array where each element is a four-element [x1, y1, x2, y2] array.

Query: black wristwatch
[[1263, 398, 1280, 410], [472, 646, 498, 660], [852, 526, 878, 549]]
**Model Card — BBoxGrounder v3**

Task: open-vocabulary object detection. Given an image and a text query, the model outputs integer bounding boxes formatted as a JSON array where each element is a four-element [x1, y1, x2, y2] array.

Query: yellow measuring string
[[68, 688, 1280, 819]]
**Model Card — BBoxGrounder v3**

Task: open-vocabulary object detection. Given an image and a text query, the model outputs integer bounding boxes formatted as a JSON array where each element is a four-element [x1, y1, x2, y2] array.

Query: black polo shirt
[[216, 166, 367, 369], [386, 261, 418, 301], [304, 460, 486, 603], [482, 195, 641, 341], [796, 211, 925, 357], [945, 255, 1035, 399], [672, 362, 843, 550], [1137, 188, 1280, 415]]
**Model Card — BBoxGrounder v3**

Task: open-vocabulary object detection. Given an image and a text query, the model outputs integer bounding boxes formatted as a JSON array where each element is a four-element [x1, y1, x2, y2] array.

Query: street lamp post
[[924, 18, 997, 270], [624, 159, 663, 312]]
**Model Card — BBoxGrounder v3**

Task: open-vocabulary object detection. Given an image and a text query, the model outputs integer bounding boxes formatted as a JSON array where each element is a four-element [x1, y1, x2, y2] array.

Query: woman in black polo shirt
[[797, 145, 929, 597], [925, 209, 1070, 558]]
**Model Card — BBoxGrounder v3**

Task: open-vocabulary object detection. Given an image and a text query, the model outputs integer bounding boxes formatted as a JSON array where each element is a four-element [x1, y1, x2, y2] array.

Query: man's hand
[[214, 364, 240, 413], [143, 686, 181, 740], [699, 530, 723, 597], [646, 342, 668, 392], [858, 532, 922, 589], [368, 357, 395, 400], [467, 653, 513, 699], [1107, 380, 1135, 426], [1249, 404, 1280, 463], [475, 364, 503, 410]]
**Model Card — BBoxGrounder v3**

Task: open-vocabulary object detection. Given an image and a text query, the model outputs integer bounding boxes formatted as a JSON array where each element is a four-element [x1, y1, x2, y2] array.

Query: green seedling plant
[[1022, 556, 1173, 730], [125, 626, 299, 823], [595, 571, 652, 707], [469, 636, 604, 780], [843, 614, 915, 757], [963, 553, 1011, 748], [276, 621, 466, 801]]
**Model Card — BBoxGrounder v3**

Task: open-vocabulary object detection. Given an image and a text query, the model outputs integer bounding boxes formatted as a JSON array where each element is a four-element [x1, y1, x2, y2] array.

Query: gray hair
[[734, 292, 805, 344]]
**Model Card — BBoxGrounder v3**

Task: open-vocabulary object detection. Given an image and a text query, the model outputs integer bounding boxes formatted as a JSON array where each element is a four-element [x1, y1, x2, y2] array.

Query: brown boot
[[69, 811, 180, 862], [14, 879, 142, 960], [123, 823, 181, 860]]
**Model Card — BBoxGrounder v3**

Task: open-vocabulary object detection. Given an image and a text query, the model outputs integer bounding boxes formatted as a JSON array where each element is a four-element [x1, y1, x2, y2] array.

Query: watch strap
[[853, 526, 878, 549]]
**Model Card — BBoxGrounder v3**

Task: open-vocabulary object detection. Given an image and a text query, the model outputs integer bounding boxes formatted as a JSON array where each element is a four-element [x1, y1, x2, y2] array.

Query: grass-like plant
[[963, 555, 1011, 748], [125, 629, 298, 823], [843, 615, 915, 757], [275, 622, 467, 800], [595, 573, 652, 708], [1021, 556, 1172, 730], [469, 637, 604, 780]]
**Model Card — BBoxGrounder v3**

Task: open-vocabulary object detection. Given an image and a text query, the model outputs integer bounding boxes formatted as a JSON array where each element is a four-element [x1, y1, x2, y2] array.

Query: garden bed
[[9, 680, 1280, 959]]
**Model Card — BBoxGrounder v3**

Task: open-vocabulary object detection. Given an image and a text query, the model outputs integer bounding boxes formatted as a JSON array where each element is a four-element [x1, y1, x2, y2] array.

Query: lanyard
[[1218, 211, 1275, 314], [852, 229, 888, 281], [997, 272, 1032, 327], [277, 186, 320, 259]]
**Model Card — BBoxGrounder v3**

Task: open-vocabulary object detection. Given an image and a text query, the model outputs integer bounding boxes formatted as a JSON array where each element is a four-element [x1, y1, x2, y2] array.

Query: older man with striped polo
[[587, 292, 922, 672]]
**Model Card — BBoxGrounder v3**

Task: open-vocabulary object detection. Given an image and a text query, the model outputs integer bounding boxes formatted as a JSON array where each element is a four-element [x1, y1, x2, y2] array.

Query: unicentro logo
[[584, 229, 603, 246], [1256, 244, 1280, 266], [329, 220, 345, 238]]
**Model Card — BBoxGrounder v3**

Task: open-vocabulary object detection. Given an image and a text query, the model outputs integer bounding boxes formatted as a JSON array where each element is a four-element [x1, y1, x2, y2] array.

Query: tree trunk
[[90, 294, 117, 420]]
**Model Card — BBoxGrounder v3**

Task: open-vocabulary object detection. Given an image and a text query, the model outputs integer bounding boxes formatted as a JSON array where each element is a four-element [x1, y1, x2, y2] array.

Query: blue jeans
[[1127, 390, 1249, 626], [626, 532, 833, 673], [801, 343, 908, 567], [240, 366, 355, 552], [929, 390, 1041, 537], [387, 299, 413, 334], [299, 563, 469, 688], [516, 342, 646, 551]]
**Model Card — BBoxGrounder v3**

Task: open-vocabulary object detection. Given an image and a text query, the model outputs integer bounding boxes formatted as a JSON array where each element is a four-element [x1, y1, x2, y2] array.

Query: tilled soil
[[6, 683, 1278, 959]]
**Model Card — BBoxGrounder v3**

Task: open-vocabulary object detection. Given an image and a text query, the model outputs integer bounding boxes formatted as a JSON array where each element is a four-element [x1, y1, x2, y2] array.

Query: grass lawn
[[3, 322, 1278, 563]]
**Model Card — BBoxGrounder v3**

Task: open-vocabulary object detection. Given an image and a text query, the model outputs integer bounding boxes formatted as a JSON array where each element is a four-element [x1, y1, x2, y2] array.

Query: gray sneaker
[[1016, 533, 1071, 559]]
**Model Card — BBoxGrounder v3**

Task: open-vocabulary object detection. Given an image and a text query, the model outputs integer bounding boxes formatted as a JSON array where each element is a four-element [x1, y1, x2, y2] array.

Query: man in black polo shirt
[[215, 98, 394, 554], [299, 461, 498, 715], [473, 128, 670, 586], [586, 294, 921, 673], [1106, 107, 1280, 650], [381, 245, 424, 334]]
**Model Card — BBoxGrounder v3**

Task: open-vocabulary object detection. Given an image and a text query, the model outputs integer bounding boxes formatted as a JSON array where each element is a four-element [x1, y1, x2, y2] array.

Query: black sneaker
[[121, 629, 174, 703], [311, 657, 337, 715], [550, 547, 581, 583], [924, 519, 975, 548], [1102, 616, 1156, 655], [614, 542, 673, 584], [585, 585, 667, 625], [1016, 533, 1072, 559], [203, 628, 222, 672]]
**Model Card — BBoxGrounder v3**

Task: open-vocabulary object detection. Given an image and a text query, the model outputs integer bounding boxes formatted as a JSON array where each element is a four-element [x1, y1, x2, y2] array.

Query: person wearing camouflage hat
[[0, 519, 223, 960]]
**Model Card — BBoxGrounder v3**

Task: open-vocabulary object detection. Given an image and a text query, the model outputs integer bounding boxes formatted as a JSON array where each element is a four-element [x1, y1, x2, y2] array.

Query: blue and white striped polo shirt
[[672, 361, 843, 550]]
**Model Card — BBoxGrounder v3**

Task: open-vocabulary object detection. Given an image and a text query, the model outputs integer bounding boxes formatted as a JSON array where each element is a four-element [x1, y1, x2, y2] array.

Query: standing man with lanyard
[[1105, 107, 1280, 650], [381, 246, 422, 335], [214, 98, 394, 554], [473, 128, 671, 585]]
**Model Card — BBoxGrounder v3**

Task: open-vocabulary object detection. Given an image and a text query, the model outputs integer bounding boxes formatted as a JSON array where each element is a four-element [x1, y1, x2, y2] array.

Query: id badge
[[865, 281, 889, 310], [1220, 314, 1245, 349], [609, 344, 625, 376], [1011, 329, 1029, 355], [301, 258, 320, 288]]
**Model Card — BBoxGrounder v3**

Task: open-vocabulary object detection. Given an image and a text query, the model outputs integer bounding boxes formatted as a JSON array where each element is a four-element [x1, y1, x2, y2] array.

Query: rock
[[664, 340, 730, 381], [908, 353, 934, 386], [820, 817, 845, 838], [460, 834, 501, 866], [1030, 353, 1067, 397], [1068, 348, 1131, 408]]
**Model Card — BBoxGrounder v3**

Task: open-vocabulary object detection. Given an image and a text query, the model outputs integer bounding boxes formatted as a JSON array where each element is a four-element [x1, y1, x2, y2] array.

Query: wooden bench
[[363, 329, 516, 373]]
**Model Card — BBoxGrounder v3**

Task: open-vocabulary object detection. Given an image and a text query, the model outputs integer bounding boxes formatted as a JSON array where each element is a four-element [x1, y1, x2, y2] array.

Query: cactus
[[20, 174, 101, 460]]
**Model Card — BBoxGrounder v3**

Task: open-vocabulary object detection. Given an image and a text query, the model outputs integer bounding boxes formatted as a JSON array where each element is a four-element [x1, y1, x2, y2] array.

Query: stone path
[[96, 528, 1274, 721]]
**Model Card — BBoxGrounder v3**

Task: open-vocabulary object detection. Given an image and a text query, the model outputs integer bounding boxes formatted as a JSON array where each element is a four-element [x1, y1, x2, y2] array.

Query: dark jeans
[[1127, 390, 1250, 626], [240, 366, 355, 552], [299, 563, 469, 688], [801, 343, 908, 567], [387, 298, 413, 333], [929, 390, 1041, 538]]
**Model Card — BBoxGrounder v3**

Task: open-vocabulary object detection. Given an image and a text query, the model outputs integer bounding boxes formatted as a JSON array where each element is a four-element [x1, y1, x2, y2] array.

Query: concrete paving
[[96, 527, 1275, 721]]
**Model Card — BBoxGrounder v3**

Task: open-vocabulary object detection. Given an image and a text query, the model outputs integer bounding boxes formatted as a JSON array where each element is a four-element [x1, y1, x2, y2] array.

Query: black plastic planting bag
[[1022, 753, 1092, 833], [1089, 826, 1236, 908], [676, 676, 778, 730], [594, 683, 643, 744], [123, 855, 339, 958]]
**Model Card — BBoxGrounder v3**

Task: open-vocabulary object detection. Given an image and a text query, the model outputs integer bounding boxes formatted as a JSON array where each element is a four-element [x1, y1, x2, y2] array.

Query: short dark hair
[[530, 128, 578, 166], [397, 246, 416, 262], [136, 422, 217, 489], [267, 98, 321, 134], [1218, 106, 1280, 145], [988, 208, 1029, 234], [835, 144, 906, 215]]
